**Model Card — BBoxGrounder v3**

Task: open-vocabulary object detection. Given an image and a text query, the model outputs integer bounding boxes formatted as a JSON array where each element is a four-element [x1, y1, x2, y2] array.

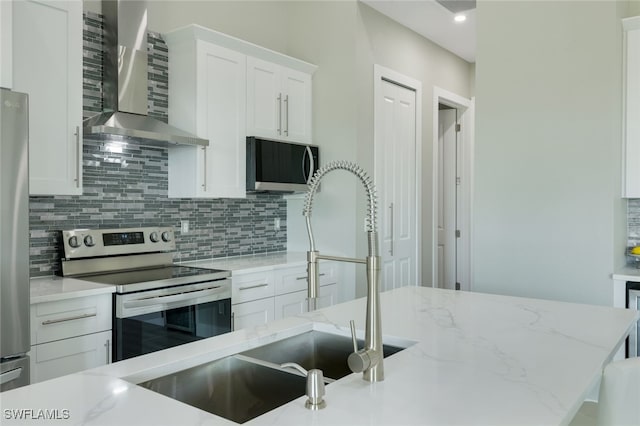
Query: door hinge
[[455, 282, 461, 290], [455, 230, 461, 238], [455, 124, 461, 132], [456, 177, 461, 185]]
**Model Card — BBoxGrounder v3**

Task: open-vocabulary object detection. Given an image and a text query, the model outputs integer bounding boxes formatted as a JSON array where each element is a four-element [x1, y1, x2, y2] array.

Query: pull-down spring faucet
[[303, 161, 384, 382]]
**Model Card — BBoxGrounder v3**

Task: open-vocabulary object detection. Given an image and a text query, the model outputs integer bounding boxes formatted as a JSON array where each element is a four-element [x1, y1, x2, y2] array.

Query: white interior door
[[376, 79, 417, 292], [437, 107, 457, 290]]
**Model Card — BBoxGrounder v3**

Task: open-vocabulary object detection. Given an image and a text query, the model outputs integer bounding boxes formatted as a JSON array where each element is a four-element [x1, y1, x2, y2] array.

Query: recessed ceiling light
[[454, 14, 467, 23]]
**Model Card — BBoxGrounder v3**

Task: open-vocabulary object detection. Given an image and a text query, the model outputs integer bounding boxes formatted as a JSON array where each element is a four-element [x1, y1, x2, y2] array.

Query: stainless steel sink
[[137, 330, 409, 423], [240, 330, 404, 381], [138, 356, 306, 424]]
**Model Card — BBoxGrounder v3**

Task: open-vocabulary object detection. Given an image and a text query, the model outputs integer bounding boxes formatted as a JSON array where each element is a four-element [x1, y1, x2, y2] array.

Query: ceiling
[[360, 0, 476, 63]]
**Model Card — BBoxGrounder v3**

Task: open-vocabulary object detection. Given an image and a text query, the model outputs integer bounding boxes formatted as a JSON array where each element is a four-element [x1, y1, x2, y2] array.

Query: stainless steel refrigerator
[[0, 87, 30, 391]]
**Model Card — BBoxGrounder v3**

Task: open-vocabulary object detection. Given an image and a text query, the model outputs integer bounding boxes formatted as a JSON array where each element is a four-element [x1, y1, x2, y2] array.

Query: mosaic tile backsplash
[[629, 199, 640, 245], [29, 12, 286, 277]]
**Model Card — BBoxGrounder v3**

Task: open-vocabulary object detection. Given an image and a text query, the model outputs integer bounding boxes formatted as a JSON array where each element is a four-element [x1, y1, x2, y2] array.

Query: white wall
[[354, 3, 473, 291], [474, 0, 626, 305]]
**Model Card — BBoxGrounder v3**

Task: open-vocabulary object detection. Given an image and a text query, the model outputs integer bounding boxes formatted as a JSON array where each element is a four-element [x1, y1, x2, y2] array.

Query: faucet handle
[[349, 320, 358, 353], [348, 319, 372, 373]]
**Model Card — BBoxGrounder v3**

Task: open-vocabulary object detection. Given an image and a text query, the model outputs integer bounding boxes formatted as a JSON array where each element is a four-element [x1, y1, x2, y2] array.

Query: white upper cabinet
[[166, 37, 247, 199], [623, 16, 640, 198], [247, 57, 313, 144], [13, 0, 83, 195], [0, 0, 12, 89], [165, 24, 316, 198]]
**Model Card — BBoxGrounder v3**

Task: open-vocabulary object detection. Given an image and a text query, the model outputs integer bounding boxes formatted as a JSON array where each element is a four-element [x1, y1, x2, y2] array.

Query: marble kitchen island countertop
[[2, 287, 637, 426], [30, 275, 115, 304]]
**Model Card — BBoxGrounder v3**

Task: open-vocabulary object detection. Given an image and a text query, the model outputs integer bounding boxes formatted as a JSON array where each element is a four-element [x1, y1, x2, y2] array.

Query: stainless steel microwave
[[246, 137, 319, 193]]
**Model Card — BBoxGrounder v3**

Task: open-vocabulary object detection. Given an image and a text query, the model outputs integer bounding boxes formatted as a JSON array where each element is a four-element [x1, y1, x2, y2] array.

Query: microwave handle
[[303, 146, 315, 184]]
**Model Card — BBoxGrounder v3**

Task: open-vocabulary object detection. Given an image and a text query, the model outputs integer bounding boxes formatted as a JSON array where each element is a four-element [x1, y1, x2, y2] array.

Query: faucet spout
[[302, 161, 384, 382]]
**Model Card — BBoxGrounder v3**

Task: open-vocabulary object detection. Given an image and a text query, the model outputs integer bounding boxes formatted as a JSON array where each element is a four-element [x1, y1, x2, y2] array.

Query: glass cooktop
[[77, 265, 231, 293]]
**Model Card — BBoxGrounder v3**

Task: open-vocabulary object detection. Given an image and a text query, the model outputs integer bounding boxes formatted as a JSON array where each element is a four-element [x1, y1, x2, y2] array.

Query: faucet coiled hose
[[302, 161, 378, 255]]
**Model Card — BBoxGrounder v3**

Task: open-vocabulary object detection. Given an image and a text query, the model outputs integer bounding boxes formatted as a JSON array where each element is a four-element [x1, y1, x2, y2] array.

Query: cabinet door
[[0, 0, 12, 89], [317, 283, 338, 309], [274, 290, 308, 320], [282, 68, 312, 143], [232, 298, 274, 331], [197, 41, 246, 198], [247, 56, 282, 139], [624, 19, 640, 197], [13, 0, 82, 195], [30, 331, 111, 384]]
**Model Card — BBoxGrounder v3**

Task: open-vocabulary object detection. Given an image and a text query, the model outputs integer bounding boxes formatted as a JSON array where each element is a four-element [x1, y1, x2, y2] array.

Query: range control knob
[[149, 232, 160, 243], [84, 235, 95, 247], [161, 231, 172, 242], [68, 236, 81, 248]]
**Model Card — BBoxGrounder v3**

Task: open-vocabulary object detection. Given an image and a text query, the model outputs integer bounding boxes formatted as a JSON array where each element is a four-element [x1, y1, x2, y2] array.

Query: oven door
[[114, 280, 231, 361]]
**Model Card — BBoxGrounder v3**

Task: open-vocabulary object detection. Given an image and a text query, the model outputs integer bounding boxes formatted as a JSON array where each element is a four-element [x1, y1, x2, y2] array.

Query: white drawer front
[[232, 271, 275, 304], [275, 262, 337, 296], [31, 294, 112, 345], [30, 331, 111, 383], [275, 265, 308, 296]]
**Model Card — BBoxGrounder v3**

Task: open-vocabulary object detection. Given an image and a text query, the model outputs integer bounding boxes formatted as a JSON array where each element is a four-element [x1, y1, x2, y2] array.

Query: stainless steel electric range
[[60, 227, 232, 362]]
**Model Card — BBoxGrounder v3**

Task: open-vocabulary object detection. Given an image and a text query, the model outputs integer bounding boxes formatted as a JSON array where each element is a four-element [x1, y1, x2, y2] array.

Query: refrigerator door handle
[[0, 367, 23, 385]]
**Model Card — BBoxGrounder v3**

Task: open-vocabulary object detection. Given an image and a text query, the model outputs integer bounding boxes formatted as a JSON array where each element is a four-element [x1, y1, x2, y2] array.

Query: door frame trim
[[432, 87, 475, 291], [374, 65, 422, 288]]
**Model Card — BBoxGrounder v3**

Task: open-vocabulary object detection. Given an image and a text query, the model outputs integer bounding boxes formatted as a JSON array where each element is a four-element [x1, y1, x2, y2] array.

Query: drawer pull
[[296, 273, 325, 281], [41, 312, 97, 325], [238, 283, 269, 291]]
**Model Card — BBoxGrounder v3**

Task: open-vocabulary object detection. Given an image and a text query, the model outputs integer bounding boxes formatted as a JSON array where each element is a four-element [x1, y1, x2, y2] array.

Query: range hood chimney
[[83, 0, 208, 147]]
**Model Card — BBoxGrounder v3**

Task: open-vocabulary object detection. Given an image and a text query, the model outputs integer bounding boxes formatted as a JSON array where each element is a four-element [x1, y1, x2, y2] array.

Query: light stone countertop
[[180, 251, 308, 273], [3, 286, 637, 426], [30, 276, 115, 304], [613, 266, 640, 282]]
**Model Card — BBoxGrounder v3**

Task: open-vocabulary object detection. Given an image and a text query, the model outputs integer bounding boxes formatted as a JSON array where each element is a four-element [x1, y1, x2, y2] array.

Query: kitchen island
[[1, 286, 637, 425]]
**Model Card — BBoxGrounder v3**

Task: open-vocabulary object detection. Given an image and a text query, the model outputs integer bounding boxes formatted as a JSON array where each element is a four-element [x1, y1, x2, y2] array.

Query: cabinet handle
[[41, 312, 96, 325], [201, 146, 207, 191], [296, 273, 325, 281], [104, 340, 110, 364], [74, 126, 80, 187], [238, 283, 269, 291], [277, 94, 282, 135], [284, 95, 289, 136], [231, 312, 235, 331], [389, 202, 394, 256]]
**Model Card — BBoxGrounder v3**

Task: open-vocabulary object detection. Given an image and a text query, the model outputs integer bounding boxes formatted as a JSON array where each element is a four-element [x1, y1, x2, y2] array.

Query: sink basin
[[239, 330, 405, 380], [138, 356, 306, 424], [136, 329, 410, 423]]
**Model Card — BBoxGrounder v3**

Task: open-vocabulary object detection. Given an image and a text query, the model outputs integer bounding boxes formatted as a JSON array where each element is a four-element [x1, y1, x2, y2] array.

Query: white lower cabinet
[[273, 283, 338, 321], [232, 298, 274, 331], [232, 262, 342, 330], [30, 331, 111, 383], [274, 290, 307, 320], [29, 294, 112, 384], [317, 283, 338, 309]]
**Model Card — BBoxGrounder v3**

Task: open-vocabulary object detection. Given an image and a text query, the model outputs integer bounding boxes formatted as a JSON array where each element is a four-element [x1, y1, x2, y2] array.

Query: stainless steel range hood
[[83, 0, 208, 147]]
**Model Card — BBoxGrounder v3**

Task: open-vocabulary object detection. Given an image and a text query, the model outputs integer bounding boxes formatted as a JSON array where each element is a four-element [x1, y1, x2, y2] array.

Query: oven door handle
[[123, 286, 224, 309], [117, 284, 231, 319]]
